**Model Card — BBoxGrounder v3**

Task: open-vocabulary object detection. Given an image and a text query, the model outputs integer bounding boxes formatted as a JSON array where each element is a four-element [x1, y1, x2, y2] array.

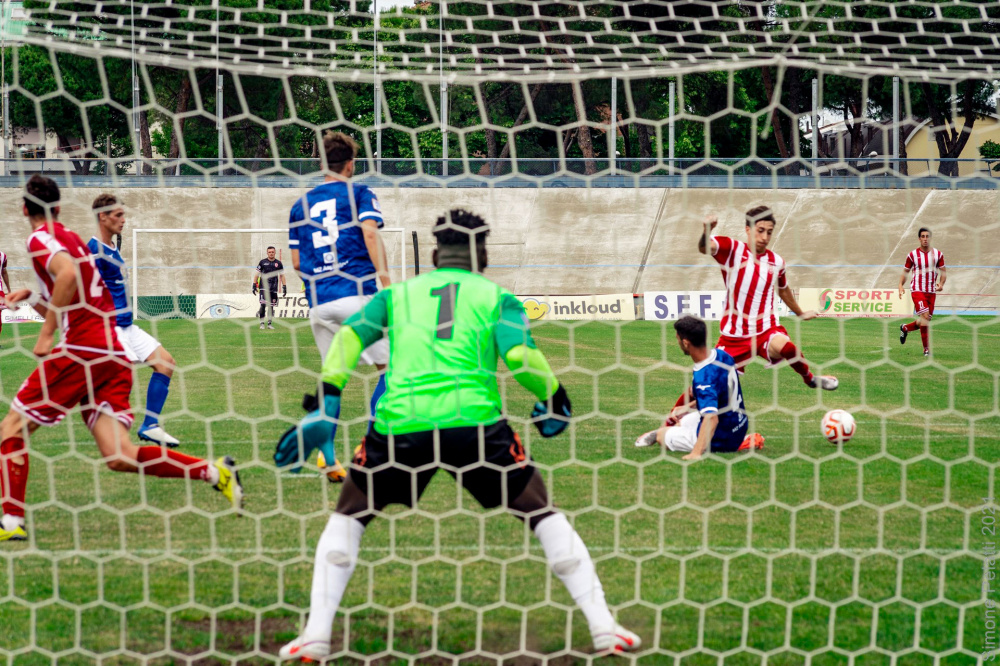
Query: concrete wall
[[1, 187, 997, 313]]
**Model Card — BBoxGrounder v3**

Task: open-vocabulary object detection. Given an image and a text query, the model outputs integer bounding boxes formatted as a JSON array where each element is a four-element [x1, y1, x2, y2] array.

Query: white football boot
[[807, 375, 839, 391], [138, 424, 181, 448], [634, 431, 659, 448], [278, 635, 332, 662], [592, 625, 641, 653]]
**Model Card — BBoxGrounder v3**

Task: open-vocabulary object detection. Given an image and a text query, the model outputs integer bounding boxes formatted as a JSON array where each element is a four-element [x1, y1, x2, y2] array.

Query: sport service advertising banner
[[519, 294, 636, 321], [643, 291, 791, 321], [798, 288, 909, 318], [196, 294, 312, 319]]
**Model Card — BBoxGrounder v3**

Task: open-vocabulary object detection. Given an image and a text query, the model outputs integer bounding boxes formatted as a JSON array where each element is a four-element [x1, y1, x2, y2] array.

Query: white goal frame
[[130, 227, 407, 317]]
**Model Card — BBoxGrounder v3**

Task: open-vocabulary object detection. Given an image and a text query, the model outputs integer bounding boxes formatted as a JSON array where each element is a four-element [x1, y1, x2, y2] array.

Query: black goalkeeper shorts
[[350, 420, 535, 510], [259, 288, 279, 306]]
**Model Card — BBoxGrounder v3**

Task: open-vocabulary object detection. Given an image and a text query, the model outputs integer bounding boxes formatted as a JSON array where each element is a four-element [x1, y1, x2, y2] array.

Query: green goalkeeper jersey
[[326, 267, 544, 435]]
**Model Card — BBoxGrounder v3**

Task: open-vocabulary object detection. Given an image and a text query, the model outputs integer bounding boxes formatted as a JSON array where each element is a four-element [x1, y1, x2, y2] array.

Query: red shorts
[[13, 352, 133, 429], [716, 325, 789, 370], [911, 292, 936, 318]]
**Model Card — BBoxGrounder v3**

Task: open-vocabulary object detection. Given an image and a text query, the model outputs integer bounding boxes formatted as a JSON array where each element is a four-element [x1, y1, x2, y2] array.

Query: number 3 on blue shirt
[[309, 199, 340, 249]]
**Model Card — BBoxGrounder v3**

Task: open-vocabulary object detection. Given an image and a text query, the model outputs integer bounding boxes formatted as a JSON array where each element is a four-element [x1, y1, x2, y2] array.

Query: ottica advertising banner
[[195, 294, 312, 319], [798, 288, 909, 317], [1, 304, 45, 324], [519, 294, 636, 321]]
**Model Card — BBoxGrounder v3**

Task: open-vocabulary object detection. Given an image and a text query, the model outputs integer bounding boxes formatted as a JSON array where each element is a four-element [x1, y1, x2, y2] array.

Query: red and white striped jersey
[[27, 221, 123, 356], [712, 236, 788, 338], [904, 248, 945, 294], [0, 250, 7, 293]]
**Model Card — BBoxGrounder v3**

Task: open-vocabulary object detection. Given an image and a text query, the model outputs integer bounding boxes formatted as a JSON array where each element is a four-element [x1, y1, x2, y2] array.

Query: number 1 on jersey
[[430, 284, 459, 340]]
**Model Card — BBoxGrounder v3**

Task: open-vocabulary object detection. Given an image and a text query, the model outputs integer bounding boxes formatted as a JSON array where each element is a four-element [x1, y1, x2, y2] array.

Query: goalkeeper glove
[[274, 382, 341, 472], [282, 285, 287, 296], [531, 385, 572, 438], [252, 284, 258, 295]]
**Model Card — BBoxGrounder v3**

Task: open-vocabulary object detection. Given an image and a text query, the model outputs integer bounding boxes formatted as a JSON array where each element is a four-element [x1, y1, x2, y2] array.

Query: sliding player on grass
[[274, 209, 640, 657], [636, 316, 763, 457], [898, 227, 946, 357], [657, 206, 837, 435], [89, 194, 181, 447], [288, 131, 391, 482], [0, 176, 243, 543]]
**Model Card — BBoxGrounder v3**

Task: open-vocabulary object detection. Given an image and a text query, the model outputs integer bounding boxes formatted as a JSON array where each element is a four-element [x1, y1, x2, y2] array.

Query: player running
[[88, 194, 181, 447], [254, 246, 286, 330], [287, 131, 391, 482], [699, 206, 838, 390], [635, 316, 764, 457], [899, 227, 946, 357], [0, 176, 243, 543], [273, 209, 640, 657]]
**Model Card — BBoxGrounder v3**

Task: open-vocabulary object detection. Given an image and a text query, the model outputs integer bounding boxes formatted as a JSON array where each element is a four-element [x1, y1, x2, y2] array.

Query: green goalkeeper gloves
[[274, 383, 341, 472]]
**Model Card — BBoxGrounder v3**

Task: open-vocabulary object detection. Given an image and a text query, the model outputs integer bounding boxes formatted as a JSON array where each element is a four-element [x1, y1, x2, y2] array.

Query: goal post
[[130, 227, 407, 319]]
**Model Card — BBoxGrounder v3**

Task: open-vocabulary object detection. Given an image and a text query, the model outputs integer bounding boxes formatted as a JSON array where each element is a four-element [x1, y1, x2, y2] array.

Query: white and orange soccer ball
[[821, 409, 856, 444]]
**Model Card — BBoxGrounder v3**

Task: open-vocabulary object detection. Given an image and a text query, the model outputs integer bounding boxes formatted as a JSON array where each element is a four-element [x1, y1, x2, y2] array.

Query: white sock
[[302, 513, 366, 640], [1, 513, 25, 530], [534, 513, 615, 635]]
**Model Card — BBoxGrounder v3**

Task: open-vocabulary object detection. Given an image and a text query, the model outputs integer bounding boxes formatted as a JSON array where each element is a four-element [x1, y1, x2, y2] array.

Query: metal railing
[[0, 157, 996, 178]]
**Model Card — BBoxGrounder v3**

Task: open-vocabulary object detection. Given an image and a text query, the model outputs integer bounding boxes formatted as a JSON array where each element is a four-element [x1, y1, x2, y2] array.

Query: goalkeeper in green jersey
[[275, 209, 641, 658]]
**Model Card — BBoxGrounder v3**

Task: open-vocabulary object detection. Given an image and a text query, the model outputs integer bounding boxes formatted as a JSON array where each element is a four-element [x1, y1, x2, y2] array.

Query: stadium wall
[[0, 187, 996, 314]]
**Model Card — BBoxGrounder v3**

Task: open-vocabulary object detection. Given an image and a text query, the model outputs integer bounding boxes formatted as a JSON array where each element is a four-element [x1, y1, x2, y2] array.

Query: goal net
[[0, 0, 997, 663]]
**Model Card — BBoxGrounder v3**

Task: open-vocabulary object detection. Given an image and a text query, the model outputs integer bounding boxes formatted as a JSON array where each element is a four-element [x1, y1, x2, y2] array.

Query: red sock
[[902, 321, 920, 332], [134, 447, 210, 481], [1, 437, 29, 518], [920, 326, 929, 351], [779, 341, 814, 384]]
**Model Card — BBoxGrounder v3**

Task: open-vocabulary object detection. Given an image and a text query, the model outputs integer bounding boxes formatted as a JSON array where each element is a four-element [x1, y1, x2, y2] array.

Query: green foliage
[[980, 140, 1000, 171], [6, 0, 998, 169]]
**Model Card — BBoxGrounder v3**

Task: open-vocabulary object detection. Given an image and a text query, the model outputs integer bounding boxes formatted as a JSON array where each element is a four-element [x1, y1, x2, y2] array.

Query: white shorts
[[310, 295, 389, 366], [661, 412, 702, 452], [115, 324, 162, 363]]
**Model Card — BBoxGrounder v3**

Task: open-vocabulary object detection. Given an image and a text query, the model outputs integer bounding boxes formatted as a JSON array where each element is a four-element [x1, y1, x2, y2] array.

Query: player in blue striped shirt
[[88, 194, 180, 448], [635, 316, 764, 459]]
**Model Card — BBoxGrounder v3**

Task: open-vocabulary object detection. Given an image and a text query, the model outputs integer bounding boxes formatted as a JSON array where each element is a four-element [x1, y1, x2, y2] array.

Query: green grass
[[0, 316, 997, 665]]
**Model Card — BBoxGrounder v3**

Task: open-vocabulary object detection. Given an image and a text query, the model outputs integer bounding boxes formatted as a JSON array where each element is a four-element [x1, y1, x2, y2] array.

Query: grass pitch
[[0, 316, 997, 665]]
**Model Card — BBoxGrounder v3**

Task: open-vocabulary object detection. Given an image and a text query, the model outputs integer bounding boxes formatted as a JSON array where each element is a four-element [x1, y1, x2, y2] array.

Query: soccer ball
[[821, 409, 856, 444]]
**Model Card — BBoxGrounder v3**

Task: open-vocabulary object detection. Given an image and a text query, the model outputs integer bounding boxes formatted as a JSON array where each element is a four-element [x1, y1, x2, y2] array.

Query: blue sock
[[369, 374, 387, 427], [141, 372, 171, 429]]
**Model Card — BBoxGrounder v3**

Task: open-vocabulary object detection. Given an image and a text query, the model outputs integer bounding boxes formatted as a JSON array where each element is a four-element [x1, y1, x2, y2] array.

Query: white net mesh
[[0, 0, 998, 663]]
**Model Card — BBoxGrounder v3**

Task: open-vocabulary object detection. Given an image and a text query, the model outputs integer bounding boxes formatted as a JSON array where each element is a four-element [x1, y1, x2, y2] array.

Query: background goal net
[[0, 0, 997, 662]]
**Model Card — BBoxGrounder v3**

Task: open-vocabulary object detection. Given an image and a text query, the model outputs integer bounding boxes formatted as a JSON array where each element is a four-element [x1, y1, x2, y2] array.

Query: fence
[[1, 157, 997, 179]]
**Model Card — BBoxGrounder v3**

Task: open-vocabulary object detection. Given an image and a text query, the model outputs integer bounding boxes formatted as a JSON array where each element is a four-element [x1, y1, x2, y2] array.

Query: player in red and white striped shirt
[[699, 206, 838, 391], [654, 207, 837, 435], [898, 227, 946, 357]]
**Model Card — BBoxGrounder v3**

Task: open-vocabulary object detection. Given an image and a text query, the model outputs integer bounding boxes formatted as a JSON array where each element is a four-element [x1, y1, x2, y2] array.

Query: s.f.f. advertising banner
[[644, 291, 728, 321], [643, 291, 791, 321], [798, 288, 909, 317], [1, 304, 45, 324], [196, 294, 312, 319], [519, 294, 636, 321]]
